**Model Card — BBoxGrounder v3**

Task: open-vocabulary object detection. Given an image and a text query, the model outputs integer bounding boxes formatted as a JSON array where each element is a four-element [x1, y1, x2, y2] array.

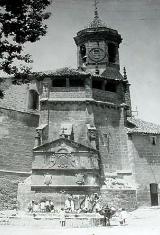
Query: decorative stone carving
[[34, 130, 41, 148], [87, 124, 97, 141], [44, 173, 52, 185], [49, 152, 76, 168], [59, 123, 74, 140], [75, 173, 85, 185]]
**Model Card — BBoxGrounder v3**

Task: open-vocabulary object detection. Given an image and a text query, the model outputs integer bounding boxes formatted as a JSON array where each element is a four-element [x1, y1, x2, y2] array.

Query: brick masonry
[[0, 108, 39, 172], [127, 134, 160, 206], [0, 171, 29, 210], [100, 188, 137, 211]]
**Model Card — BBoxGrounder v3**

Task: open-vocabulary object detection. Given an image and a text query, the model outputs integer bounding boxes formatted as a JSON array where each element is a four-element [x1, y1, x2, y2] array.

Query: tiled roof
[[127, 117, 160, 134], [32, 67, 90, 79], [101, 67, 124, 80]]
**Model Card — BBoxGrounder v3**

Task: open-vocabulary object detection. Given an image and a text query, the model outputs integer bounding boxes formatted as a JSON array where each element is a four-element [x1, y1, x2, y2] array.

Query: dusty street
[[0, 207, 160, 235]]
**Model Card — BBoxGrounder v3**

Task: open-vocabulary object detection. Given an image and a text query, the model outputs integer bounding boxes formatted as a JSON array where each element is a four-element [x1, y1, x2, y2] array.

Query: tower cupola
[[74, 0, 122, 75]]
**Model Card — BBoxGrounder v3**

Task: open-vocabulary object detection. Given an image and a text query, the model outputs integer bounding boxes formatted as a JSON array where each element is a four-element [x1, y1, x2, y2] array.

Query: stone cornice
[[40, 98, 121, 110]]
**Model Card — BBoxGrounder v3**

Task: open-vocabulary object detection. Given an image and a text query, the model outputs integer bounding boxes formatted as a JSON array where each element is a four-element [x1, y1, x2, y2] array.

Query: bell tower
[[74, 0, 122, 75]]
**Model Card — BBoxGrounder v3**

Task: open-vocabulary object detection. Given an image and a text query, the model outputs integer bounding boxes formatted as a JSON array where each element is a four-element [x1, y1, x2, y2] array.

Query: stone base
[[2, 212, 112, 228], [17, 177, 137, 211]]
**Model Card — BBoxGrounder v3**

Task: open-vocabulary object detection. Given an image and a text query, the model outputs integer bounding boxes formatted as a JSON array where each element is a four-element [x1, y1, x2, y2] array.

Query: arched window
[[52, 78, 66, 87], [28, 90, 39, 110]]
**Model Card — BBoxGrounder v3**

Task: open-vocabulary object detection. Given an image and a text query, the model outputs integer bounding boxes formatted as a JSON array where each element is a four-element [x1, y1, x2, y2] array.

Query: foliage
[[0, 0, 52, 79]]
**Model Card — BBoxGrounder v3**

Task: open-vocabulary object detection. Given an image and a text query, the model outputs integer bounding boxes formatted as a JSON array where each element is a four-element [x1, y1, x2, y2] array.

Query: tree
[[0, 0, 52, 84]]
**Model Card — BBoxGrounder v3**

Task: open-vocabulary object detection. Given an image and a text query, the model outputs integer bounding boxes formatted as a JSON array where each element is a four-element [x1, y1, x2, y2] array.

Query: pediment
[[33, 137, 97, 153]]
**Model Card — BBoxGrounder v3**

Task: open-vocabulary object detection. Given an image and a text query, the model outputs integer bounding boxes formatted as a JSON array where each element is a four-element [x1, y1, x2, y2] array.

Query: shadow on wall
[[28, 90, 39, 110]]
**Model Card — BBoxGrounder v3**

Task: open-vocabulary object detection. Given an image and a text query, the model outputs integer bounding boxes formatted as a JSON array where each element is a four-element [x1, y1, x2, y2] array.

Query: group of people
[[59, 206, 128, 227], [27, 195, 128, 227], [101, 206, 128, 226], [28, 200, 55, 213]]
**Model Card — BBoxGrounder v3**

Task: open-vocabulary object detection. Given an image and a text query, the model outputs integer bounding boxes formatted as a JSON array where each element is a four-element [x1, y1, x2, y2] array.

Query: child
[[59, 208, 66, 227]]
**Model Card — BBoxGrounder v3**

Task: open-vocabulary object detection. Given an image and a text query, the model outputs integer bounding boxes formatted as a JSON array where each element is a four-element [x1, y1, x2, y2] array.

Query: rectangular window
[[92, 79, 103, 90], [69, 78, 84, 87], [52, 78, 66, 87], [105, 81, 117, 92], [150, 136, 157, 145]]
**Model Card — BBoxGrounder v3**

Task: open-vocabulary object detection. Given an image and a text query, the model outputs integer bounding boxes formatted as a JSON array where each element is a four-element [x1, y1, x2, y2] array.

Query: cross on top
[[94, 0, 99, 17], [61, 127, 67, 134]]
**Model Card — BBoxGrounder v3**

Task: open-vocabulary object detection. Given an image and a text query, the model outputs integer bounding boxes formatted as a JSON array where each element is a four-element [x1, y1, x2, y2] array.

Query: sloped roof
[[31, 66, 125, 82], [101, 67, 124, 81], [32, 67, 90, 79], [127, 117, 160, 135]]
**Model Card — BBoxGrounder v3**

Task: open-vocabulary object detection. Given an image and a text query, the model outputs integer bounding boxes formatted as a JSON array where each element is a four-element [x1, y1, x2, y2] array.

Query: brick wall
[[0, 79, 29, 111], [92, 88, 121, 104], [45, 102, 94, 146], [128, 134, 160, 206], [49, 87, 87, 99], [100, 188, 137, 211], [0, 108, 39, 172], [0, 171, 29, 210], [94, 105, 130, 174]]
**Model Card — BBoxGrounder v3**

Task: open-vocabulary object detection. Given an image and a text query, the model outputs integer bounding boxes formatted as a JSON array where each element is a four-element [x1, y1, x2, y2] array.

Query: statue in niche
[[83, 195, 91, 212], [44, 173, 52, 185], [75, 173, 84, 185]]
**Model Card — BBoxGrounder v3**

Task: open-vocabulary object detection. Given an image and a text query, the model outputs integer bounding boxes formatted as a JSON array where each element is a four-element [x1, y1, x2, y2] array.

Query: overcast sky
[[24, 0, 160, 124]]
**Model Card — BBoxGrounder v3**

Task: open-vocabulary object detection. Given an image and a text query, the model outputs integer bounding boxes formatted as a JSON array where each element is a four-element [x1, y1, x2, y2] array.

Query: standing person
[[50, 200, 55, 212], [103, 205, 112, 226], [119, 208, 128, 225], [40, 201, 45, 213], [45, 200, 50, 212], [59, 208, 66, 227], [28, 201, 34, 213]]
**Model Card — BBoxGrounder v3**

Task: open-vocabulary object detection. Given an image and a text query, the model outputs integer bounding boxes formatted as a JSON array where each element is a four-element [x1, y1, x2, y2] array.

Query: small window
[[150, 136, 157, 145], [92, 80, 103, 90], [108, 43, 117, 63], [52, 78, 66, 87], [69, 78, 84, 87]]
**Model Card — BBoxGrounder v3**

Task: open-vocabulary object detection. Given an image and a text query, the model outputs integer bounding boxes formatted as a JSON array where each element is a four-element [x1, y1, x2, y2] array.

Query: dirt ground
[[0, 207, 160, 235]]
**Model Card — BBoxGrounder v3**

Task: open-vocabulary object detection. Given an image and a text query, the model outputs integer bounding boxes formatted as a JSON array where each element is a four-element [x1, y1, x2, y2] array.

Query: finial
[[88, 0, 106, 28], [94, 0, 99, 18], [123, 67, 127, 80]]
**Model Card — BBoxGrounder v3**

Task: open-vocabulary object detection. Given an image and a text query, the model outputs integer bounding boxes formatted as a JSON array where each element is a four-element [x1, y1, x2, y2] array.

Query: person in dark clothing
[[103, 205, 112, 226]]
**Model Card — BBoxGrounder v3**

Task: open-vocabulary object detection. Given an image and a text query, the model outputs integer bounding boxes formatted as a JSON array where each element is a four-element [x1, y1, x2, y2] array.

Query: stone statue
[[44, 173, 52, 185], [64, 195, 74, 212]]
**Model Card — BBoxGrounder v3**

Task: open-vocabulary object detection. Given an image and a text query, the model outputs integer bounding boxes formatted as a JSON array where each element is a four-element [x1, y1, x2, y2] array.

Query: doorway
[[150, 183, 158, 206]]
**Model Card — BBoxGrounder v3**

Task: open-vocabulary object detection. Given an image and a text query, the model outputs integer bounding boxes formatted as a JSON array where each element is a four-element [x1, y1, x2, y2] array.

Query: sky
[[24, 0, 160, 124]]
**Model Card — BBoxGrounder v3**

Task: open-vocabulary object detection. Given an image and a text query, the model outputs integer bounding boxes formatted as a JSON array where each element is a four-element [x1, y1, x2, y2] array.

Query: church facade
[[0, 6, 160, 211]]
